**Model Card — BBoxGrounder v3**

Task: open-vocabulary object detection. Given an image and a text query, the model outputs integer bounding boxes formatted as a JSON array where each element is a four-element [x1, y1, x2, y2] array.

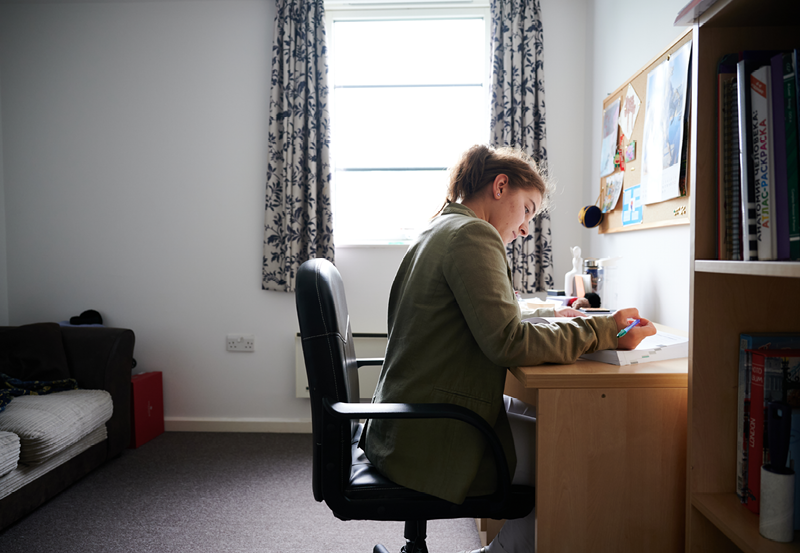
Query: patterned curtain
[[262, 0, 334, 292], [490, 0, 554, 293]]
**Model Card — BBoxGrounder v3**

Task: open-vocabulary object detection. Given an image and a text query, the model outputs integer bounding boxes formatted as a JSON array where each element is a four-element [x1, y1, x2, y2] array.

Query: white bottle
[[564, 246, 583, 296], [596, 257, 620, 309]]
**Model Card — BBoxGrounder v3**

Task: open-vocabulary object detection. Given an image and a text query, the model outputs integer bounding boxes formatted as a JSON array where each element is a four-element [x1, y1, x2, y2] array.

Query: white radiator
[[295, 333, 387, 399]]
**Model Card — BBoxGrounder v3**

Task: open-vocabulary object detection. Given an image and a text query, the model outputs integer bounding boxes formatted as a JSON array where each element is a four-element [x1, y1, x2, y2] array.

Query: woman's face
[[488, 185, 543, 244]]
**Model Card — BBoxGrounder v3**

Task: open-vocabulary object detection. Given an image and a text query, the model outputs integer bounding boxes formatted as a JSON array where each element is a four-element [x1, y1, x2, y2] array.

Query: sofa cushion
[[0, 390, 113, 465], [0, 323, 70, 381], [0, 432, 20, 477]]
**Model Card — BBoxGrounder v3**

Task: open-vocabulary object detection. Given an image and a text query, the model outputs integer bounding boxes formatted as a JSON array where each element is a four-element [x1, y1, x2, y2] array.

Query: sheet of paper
[[622, 184, 643, 225], [600, 97, 620, 178], [580, 330, 689, 366], [634, 330, 688, 350], [618, 84, 641, 139], [602, 172, 625, 213], [640, 41, 692, 205], [521, 316, 561, 325]]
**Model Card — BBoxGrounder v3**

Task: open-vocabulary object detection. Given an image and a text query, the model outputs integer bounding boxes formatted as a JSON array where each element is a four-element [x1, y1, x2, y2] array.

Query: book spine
[[748, 351, 767, 513], [767, 67, 778, 260], [719, 71, 740, 260], [789, 52, 800, 261], [792, 408, 800, 529], [729, 79, 742, 260], [751, 66, 775, 261], [738, 60, 759, 260], [718, 72, 727, 260], [737, 336, 754, 503], [771, 54, 789, 260]]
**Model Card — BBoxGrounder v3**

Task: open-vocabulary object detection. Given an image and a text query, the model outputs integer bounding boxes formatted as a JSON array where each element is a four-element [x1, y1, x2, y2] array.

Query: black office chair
[[295, 258, 535, 553]]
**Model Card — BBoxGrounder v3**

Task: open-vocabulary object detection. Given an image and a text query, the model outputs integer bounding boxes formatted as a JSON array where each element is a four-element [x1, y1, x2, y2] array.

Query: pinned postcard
[[622, 184, 643, 226], [618, 84, 640, 139], [625, 140, 637, 162], [599, 97, 620, 178], [641, 41, 692, 205], [602, 172, 624, 213]]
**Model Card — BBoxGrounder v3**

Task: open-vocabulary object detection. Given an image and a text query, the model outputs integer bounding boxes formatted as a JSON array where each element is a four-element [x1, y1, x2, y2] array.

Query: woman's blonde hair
[[438, 144, 551, 216]]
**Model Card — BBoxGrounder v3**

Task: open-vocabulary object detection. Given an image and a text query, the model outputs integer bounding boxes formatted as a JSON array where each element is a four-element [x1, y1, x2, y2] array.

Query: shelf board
[[694, 260, 800, 278], [693, 493, 800, 552], [698, 0, 800, 28]]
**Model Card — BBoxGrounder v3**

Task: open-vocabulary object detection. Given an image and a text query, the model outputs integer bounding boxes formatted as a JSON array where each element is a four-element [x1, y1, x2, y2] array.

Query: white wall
[[0, 0, 309, 427], [585, 0, 690, 330], [0, 0, 691, 428], [540, 0, 591, 288]]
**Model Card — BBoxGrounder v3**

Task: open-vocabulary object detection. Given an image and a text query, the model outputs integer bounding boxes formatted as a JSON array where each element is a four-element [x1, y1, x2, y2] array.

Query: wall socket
[[226, 334, 255, 352]]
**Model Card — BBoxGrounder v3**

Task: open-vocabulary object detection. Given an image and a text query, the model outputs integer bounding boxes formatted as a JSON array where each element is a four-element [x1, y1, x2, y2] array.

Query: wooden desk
[[501, 355, 688, 553]]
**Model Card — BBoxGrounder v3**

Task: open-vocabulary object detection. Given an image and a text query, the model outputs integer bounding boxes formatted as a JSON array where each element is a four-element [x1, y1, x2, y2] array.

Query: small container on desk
[[130, 371, 164, 448]]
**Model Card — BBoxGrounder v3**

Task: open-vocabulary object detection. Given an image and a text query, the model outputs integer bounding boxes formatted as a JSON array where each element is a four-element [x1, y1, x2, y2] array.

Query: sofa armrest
[[60, 327, 136, 460]]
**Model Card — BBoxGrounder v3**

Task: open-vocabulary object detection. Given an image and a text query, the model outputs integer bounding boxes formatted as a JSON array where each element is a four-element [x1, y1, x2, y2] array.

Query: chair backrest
[[295, 258, 361, 502]]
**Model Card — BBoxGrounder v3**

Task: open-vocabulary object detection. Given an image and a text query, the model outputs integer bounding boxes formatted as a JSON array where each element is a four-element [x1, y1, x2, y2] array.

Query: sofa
[[0, 323, 135, 529]]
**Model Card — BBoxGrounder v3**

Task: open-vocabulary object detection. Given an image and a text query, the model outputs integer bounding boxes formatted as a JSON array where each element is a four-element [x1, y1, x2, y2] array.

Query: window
[[325, 2, 491, 245]]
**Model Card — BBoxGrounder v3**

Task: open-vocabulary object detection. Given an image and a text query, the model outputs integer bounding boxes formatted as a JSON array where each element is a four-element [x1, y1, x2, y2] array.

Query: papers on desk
[[580, 330, 688, 366], [521, 316, 688, 366], [522, 316, 559, 325]]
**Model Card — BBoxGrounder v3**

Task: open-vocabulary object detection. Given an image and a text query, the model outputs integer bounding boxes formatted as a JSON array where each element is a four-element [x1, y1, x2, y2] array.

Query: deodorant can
[[584, 259, 599, 294]]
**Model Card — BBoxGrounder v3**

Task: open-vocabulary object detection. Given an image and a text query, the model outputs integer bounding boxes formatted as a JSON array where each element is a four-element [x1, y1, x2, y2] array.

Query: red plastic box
[[129, 372, 164, 448]]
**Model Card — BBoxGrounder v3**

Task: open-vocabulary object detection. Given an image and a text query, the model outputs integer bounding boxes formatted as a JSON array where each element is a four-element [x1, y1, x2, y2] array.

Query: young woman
[[360, 144, 655, 553]]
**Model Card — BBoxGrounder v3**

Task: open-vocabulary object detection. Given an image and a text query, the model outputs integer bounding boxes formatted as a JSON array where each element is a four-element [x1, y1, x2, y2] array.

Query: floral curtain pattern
[[490, 0, 554, 293], [263, 0, 334, 292]]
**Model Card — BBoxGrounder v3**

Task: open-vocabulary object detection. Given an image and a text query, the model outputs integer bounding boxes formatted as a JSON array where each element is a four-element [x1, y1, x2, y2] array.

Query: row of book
[[717, 49, 800, 261], [736, 333, 800, 525]]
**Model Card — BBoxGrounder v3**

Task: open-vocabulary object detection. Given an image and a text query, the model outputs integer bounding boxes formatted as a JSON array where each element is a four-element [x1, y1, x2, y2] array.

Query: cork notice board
[[598, 28, 692, 234]]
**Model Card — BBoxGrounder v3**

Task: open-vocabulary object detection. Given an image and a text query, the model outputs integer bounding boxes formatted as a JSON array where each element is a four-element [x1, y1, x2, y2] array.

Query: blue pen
[[616, 318, 641, 338]]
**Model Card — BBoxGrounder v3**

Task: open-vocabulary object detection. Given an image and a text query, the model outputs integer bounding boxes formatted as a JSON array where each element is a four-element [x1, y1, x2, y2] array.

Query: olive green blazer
[[362, 203, 618, 504]]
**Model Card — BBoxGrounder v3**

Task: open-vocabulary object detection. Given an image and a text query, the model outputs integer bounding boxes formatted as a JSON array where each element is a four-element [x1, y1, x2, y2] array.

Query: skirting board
[[165, 418, 312, 433]]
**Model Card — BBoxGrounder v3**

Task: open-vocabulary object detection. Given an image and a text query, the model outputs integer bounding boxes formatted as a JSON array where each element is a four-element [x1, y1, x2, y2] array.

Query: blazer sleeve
[[442, 220, 618, 367]]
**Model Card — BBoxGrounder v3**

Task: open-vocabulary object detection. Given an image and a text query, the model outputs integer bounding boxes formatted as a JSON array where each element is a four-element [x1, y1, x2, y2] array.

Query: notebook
[[580, 330, 688, 366]]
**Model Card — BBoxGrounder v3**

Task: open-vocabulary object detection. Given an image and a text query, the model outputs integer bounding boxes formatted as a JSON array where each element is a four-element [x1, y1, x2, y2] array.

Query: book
[[791, 408, 800, 528], [579, 330, 688, 366], [718, 55, 741, 260], [738, 59, 760, 260], [747, 349, 800, 514], [751, 65, 776, 260], [748, 350, 766, 513], [771, 53, 790, 260], [729, 77, 743, 260], [736, 333, 800, 505], [790, 51, 800, 261]]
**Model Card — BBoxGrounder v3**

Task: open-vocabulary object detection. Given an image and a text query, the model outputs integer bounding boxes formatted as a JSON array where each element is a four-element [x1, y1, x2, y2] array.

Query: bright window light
[[328, 13, 489, 245]]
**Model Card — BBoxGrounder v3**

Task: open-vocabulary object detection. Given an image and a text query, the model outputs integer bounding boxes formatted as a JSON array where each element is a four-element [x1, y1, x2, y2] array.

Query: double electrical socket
[[226, 334, 255, 352]]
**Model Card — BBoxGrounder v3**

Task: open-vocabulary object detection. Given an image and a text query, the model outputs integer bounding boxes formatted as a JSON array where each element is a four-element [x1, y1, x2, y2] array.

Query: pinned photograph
[[625, 140, 636, 163], [600, 97, 620, 178]]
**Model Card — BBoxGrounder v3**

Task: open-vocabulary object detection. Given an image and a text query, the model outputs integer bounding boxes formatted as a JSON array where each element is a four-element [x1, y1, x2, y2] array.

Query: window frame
[[324, 0, 492, 247]]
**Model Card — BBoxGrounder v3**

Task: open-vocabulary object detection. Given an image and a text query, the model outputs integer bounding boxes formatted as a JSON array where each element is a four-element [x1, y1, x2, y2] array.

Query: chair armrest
[[61, 327, 135, 460], [356, 358, 383, 367], [322, 397, 512, 504]]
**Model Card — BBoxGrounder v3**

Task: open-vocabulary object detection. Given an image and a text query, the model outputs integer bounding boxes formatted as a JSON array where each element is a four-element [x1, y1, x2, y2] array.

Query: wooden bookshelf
[[685, 0, 800, 551], [694, 261, 800, 278], [694, 494, 800, 553]]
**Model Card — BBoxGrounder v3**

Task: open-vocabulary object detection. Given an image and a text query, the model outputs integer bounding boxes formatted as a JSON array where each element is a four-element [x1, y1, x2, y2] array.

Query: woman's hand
[[613, 307, 657, 350], [554, 306, 587, 318]]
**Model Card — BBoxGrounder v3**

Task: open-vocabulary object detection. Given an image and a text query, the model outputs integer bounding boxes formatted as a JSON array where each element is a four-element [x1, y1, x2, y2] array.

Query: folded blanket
[[0, 374, 79, 413]]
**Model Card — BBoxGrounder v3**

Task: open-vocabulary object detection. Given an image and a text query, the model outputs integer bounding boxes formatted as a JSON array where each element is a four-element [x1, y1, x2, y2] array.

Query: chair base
[[374, 520, 429, 553]]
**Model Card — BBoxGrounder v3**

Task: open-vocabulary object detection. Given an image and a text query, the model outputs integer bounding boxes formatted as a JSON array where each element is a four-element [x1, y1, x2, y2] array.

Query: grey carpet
[[0, 432, 481, 553]]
